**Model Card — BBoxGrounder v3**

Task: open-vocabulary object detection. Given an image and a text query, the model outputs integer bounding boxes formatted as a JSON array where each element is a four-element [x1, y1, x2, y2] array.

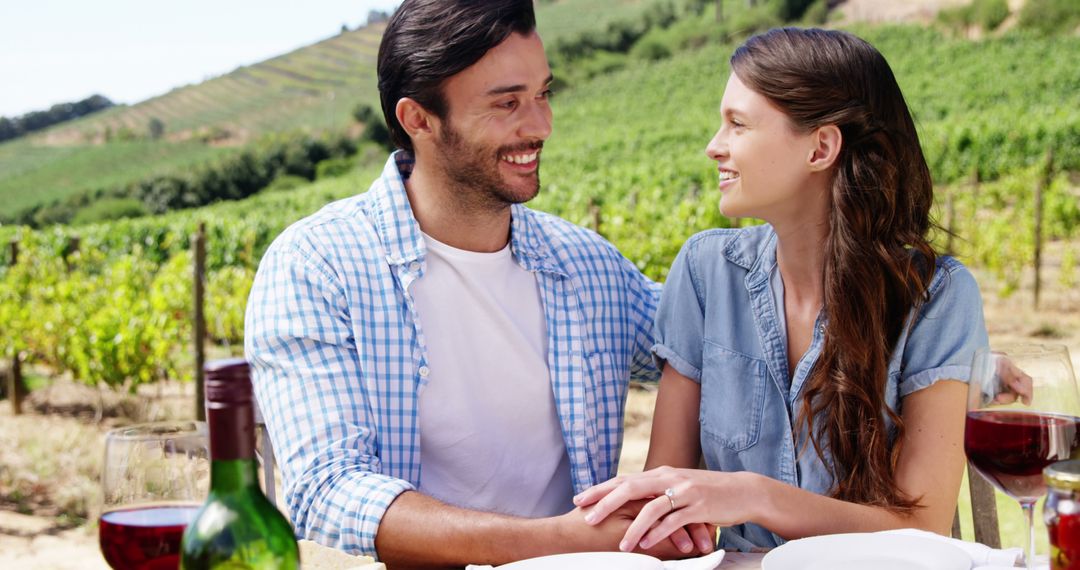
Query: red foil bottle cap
[[204, 358, 252, 405], [203, 358, 256, 460]]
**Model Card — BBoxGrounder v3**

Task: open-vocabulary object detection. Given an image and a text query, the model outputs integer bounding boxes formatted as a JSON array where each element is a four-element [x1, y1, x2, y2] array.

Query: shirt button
[[408, 261, 421, 272], [418, 365, 430, 378]]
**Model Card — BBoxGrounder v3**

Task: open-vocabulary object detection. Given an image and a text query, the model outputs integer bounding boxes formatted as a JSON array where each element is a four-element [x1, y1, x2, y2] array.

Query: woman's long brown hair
[[731, 28, 937, 511]]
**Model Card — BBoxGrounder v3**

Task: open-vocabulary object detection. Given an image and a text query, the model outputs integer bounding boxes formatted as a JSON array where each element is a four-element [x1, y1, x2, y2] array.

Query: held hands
[[556, 499, 713, 559], [572, 467, 759, 553]]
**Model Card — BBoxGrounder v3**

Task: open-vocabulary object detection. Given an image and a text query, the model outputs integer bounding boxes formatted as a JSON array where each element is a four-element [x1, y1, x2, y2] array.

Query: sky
[[0, 0, 404, 118]]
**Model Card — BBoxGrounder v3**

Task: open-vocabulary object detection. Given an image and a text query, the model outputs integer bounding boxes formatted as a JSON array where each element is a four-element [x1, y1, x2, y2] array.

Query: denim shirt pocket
[[699, 340, 768, 452]]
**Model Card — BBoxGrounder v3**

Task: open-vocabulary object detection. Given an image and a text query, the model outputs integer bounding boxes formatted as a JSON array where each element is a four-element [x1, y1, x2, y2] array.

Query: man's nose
[[520, 101, 552, 141]]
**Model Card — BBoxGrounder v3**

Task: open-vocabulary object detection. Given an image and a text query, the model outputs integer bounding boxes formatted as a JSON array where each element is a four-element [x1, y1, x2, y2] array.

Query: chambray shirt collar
[[720, 224, 778, 290], [369, 150, 565, 276]]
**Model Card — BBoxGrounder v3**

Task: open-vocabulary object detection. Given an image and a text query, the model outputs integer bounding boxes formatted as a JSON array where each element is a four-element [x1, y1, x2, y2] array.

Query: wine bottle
[[180, 358, 299, 569]]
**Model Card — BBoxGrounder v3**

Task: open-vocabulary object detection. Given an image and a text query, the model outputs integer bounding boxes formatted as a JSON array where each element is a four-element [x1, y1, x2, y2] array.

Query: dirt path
[[0, 511, 107, 570]]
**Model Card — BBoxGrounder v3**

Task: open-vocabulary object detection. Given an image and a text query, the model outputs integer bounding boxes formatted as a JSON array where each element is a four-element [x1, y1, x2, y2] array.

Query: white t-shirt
[[410, 232, 574, 518]]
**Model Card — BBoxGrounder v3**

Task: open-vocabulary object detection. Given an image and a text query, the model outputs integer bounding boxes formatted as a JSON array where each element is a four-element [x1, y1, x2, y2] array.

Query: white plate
[[762, 533, 971, 570], [497, 552, 665, 570]]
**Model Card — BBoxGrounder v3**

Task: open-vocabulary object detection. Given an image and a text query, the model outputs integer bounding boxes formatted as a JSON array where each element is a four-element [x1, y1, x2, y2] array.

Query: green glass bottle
[[180, 359, 299, 569]]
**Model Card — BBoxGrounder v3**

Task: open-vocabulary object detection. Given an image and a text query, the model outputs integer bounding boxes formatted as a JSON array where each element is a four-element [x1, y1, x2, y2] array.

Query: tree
[[148, 117, 165, 140], [367, 9, 391, 24]]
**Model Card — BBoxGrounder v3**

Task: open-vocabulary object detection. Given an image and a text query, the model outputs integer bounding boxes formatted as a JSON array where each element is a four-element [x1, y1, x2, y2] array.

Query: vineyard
[[2, 20, 1077, 400]]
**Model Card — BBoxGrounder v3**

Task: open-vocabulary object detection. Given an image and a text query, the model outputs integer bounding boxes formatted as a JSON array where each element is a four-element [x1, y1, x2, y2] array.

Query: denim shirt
[[653, 225, 988, 551]]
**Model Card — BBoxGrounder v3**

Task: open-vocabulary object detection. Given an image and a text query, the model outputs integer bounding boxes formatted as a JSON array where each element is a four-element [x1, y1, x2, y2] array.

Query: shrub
[[1019, 0, 1080, 34], [264, 174, 309, 193], [938, 0, 1010, 31], [630, 37, 673, 61], [316, 156, 356, 179], [71, 199, 149, 226]]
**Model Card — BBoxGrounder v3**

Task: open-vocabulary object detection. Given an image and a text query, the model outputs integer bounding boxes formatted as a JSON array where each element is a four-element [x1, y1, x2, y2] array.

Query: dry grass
[[0, 379, 196, 526]]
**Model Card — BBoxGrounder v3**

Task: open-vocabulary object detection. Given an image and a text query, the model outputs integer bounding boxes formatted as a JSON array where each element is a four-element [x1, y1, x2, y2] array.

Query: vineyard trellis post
[[589, 197, 604, 237], [1033, 150, 1053, 310], [8, 240, 27, 415], [64, 235, 80, 273], [194, 222, 207, 421], [945, 187, 956, 255]]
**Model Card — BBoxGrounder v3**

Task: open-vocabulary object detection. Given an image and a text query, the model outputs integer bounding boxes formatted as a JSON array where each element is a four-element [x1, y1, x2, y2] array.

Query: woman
[[574, 27, 988, 553]]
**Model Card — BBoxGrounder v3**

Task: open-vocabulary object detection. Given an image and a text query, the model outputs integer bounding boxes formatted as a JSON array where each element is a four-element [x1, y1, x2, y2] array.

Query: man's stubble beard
[[437, 120, 542, 213]]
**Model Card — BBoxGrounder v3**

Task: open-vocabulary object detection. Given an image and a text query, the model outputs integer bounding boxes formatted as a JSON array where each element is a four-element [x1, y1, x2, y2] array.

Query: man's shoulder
[[265, 193, 380, 265], [523, 207, 621, 259]]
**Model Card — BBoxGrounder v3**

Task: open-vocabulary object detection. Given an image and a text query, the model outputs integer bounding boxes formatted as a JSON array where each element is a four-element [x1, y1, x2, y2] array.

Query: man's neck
[[405, 159, 513, 253]]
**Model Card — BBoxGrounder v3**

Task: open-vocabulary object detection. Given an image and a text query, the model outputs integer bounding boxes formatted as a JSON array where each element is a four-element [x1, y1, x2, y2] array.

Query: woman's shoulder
[[925, 255, 980, 299]]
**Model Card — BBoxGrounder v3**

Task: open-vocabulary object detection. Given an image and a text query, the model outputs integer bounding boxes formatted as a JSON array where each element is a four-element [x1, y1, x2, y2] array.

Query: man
[[245, 1, 710, 566]]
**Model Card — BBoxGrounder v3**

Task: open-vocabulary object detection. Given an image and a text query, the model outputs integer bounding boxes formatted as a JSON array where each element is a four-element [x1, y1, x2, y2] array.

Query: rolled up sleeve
[[899, 261, 989, 397], [652, 240, 706, 383], [245, 238, 414, 558]]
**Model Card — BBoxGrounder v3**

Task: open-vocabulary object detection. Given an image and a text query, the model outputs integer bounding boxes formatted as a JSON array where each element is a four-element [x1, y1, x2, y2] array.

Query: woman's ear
[[396, 97, 435, 143], [807, 124, 842, 172]]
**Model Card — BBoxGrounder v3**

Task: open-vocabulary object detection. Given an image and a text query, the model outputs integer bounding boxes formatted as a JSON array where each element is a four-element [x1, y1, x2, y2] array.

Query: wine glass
[[99, 421, 210, 570], [965, 344, 1080, 569]]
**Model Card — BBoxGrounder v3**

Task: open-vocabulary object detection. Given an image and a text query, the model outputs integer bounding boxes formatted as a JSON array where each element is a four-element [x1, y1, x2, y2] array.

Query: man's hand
[[554, 500, 714, 559]]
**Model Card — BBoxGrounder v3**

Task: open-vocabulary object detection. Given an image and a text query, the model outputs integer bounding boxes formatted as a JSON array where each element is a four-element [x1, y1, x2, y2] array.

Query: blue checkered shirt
[[245, 151, 660, 557]]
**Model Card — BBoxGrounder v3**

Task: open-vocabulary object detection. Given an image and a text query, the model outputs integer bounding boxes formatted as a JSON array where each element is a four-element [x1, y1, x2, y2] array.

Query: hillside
[[0, 23, 385, 218], [0, 0, 678, 221]]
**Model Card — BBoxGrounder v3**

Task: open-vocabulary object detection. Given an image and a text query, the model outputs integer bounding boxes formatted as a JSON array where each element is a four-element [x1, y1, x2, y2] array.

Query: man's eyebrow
[[485, 74, 555, 96]]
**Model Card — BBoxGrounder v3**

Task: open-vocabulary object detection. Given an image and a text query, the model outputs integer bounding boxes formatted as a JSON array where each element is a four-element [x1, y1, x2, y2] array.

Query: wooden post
[[945, 187, 956, 255], [64, 235, 80, 273], [1033, 150, 1052, 310], [588, 197, 603, 237], [969, 168, 981, 230], [969, 462, 1001, 548], [8, 240, 26, 415], [194, 223, 207, 421]]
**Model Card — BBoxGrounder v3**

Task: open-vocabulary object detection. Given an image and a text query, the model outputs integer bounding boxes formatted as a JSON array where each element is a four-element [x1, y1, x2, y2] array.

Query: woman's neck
[[773, 218, 828, 309]]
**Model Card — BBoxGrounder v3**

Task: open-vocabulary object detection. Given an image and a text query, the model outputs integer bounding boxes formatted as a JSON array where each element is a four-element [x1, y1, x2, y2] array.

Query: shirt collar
[[720, 224, 778, 291], [369, 150, 563, 275]]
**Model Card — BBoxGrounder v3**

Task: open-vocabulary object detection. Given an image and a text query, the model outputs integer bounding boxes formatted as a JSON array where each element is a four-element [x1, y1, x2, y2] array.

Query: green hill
[[0, 0, 677, 221], [0, 22, 385, 218]]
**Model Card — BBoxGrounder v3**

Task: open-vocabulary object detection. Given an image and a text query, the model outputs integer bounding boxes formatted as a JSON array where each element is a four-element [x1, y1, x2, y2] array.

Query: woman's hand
[[551, 500, 712, 559], [573, 467, 760, 552]]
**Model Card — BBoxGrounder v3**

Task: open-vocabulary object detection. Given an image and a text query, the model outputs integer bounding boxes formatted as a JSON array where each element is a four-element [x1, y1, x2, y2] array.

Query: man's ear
[[396, 97, 436, 143], [807, 124, 842, 172]]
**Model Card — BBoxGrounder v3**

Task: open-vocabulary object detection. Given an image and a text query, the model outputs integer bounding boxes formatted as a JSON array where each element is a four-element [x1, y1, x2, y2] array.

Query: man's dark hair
[[377, 0, 537, 152]]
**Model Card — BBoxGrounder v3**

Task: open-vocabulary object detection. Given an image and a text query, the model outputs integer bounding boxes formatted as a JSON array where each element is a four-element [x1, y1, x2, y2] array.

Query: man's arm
[[376, 492, 686, 569], [622, 255, 663, 384], [246, 237, 415, 557]]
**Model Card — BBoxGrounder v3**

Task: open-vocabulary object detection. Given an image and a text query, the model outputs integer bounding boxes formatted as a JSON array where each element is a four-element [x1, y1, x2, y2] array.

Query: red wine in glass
[[99, 504, 200, 570], [965, 410, 1080, 502]]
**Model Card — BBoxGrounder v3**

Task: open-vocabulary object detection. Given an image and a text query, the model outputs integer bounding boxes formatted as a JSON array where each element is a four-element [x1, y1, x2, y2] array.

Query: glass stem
[[1021, 500, 1036, 570]]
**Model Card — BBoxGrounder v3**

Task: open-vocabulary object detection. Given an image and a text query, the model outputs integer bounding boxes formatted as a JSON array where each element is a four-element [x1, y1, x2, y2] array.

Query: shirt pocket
[[699, 340, 767, 452]]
